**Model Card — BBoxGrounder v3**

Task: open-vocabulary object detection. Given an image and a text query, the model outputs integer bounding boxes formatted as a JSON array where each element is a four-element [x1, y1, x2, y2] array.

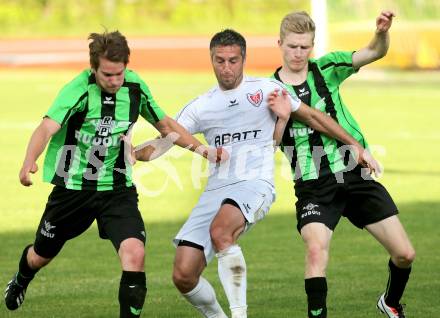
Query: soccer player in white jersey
[[135, 29, 379, 318]]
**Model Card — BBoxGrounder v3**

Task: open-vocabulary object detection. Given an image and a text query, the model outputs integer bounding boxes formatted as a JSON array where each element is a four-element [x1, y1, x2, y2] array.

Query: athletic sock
[[384, 259, 411, 307], [182, 276, 227, 318], [216, 245, 247, 318], [305, 277, 327, 318], [119, 271, 147, 318], [16, 244, 39, 287]]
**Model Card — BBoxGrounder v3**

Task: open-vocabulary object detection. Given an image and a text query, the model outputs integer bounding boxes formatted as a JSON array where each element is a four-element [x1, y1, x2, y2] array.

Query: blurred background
[[1, 0, 439, 70], [1, 1, 439, 317]]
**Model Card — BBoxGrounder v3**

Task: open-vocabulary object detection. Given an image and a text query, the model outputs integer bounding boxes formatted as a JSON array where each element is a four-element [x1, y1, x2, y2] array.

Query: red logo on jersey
[[246, 89, 263, 107]]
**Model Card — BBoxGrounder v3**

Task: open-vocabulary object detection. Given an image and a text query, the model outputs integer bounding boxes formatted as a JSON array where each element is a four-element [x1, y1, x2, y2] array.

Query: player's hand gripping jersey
[[176, 76, 300, 190]]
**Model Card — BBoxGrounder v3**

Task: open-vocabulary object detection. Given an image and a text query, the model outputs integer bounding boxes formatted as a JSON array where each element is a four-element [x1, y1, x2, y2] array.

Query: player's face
[[211, 45, 244, 90], [279, 32, 314, 72], [93, 57, 126, 94]]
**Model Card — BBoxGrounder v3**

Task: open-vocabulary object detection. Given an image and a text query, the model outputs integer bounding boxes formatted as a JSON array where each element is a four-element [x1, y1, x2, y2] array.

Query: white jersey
[[176, 76, 301, 191]]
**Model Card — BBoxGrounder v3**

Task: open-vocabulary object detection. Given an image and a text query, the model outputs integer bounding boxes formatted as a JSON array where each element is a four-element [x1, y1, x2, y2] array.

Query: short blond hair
[[280, 11, 315, 42]]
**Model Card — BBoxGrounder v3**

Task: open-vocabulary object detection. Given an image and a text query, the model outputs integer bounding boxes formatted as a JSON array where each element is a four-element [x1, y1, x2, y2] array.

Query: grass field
[[0, 69, 439, 317]]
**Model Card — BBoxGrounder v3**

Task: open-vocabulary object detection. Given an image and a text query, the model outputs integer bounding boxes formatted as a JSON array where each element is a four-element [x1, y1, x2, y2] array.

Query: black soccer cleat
[[4, 273, 27, 310]]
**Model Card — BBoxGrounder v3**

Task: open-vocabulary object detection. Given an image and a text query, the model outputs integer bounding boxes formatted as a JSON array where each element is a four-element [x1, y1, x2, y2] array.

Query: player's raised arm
[[19, 117, 61, 186], [352, 10, 395, 69], [135, 116, 228, 163]]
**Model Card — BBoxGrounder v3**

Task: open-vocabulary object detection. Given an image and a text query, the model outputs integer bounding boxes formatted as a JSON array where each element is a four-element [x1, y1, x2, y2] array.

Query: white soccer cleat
[[377, 293, 406, 318]]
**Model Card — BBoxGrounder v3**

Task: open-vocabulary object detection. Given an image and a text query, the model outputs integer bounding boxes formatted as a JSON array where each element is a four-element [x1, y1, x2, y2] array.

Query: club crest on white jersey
[[246, 89, 263, 107]]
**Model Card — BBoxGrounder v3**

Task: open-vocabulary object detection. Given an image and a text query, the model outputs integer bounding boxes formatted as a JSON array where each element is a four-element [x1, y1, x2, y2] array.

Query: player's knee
[[210, 226, 232, 252], [119, 240, 145, 270], [127, 247, 145, 268], [395, 246, 416, 267], [408, 247, 416, 263], [306, 243, 327, 266], [172, 266, 197, 292]]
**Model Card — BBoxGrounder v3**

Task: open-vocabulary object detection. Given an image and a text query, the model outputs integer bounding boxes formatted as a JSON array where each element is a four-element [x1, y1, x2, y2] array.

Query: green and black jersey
[[273, 51, 368, 182], [43, 69, 165, 191]]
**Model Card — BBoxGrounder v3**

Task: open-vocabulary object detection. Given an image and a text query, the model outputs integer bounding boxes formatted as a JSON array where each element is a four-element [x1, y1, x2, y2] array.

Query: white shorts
[[173, 179, 275, 263]]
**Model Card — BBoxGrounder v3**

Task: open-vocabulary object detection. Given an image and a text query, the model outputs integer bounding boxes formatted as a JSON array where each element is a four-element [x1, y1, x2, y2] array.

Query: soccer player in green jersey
[[4, 30, 223, 317], [273, 11, 415, 318]]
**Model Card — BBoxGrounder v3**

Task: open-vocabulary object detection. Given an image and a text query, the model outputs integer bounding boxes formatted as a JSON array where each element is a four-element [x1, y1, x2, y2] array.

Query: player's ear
[[278, 39, 282, 47]]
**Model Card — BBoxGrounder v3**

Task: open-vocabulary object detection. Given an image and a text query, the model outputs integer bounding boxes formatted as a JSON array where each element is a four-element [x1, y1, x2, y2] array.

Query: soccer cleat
[[377, 293, 406, 318], [4, 274, 27, 310]]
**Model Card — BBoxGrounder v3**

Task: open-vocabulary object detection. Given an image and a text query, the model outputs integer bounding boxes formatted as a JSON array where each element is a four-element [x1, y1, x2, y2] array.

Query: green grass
[[1, 69, 439, 317]]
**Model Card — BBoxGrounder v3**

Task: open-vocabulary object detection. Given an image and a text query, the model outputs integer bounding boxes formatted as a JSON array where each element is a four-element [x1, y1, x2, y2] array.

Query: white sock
[[216, 245, 247, 318], [183, 276, 228, 318]]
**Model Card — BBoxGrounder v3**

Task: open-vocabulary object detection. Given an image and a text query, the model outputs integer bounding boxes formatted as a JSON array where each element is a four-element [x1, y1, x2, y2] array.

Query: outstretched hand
[[19, 161, 38, 186], [358, 148, 382, 178], [267, 88, 292, 121], [376, 10, 395, 33]]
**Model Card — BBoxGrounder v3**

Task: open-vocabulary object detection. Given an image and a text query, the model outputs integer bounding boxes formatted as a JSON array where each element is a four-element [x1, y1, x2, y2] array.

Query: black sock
[[305, 277, 327, 318], [119, 271, 147, 318], [16, 244, 39, 287], [384, 259, 411, 307]]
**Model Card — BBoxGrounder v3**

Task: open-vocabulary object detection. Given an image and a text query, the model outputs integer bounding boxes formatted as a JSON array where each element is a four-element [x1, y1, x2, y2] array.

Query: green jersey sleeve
[[317, 51, 357, 85], [45, 70, 89, 126], [139, 79, 166, 125]]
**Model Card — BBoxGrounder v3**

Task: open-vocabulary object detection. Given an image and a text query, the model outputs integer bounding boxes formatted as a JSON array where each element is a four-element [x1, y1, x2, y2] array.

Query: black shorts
[[33, 186, 146, 258], [294, 166, 398, 232]]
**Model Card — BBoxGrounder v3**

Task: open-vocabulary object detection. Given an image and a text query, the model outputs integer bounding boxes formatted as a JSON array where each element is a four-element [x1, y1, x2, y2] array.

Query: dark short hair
[[209, 29, 246, 59], [88, 30, 130, 69]]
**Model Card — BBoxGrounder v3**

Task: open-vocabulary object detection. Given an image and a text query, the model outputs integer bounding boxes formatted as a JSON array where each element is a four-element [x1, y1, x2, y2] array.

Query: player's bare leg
[[118, 238, 146, 318], [173, 245, 227, 318], [211, 203, 247, 318], [301, 223, 333, 318], [366, 215, 415, 317]]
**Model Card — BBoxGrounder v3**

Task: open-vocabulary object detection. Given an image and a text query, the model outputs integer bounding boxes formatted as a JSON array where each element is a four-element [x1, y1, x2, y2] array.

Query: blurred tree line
[[328, 0, 440, 22], [0, 0, 307, 37], [0, 0, 439, 37]]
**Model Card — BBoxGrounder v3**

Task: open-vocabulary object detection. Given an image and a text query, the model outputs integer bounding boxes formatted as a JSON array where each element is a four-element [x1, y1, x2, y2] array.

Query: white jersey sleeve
[[268, 79, 301, 112], [289, 94, 301, 112], [175, 97, 202, 134]]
